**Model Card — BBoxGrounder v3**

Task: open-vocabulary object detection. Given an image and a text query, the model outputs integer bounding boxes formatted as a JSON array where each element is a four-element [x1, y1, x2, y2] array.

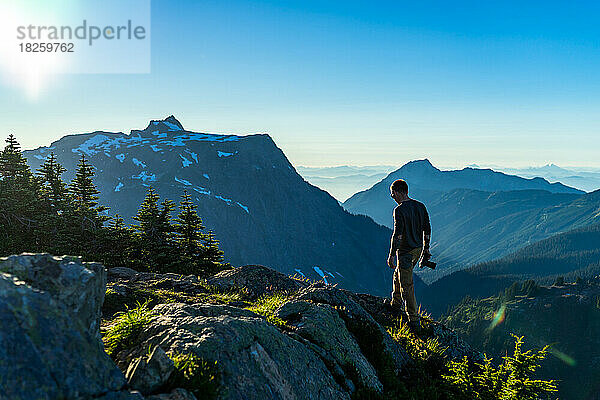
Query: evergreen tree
[[133, 187, 176, 272], [201, 230, 226, 272], [65, 154, 109, 258], [0, 134, 29, 180], [35, 153, 70, 252], [174, 191, 206, 258], [69, 154, 108, 222], [173, 191, 227, 275], [99, 214, 138, 269], [0, 135, 43, 254], [37, 153, 68, 212]]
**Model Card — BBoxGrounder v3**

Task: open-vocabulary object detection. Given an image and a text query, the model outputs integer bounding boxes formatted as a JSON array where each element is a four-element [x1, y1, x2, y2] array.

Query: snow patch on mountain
[[215, 195, 232, 204], [313, 266, 329, 284], [294, 269, 306, 278], [116, 153, 125, 163], [174, 176, 192, 186], [218, 151, 235, 158], [114, 182, 124, 192], [203, 174, 210, 180], [132, 171, 156, 182], [179, 154, 192, 167], [185, 150, 198, 163], [163, 121, 182, 131], [193, 187, 210, 195], [236, 202, 249, 213], [132, 158, 146, 168]]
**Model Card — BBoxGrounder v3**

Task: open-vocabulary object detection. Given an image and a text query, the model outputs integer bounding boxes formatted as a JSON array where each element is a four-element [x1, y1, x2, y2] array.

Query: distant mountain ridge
[[342, 160, 589, 280], [488, 163, 600, 193], [297, 165, 395, 201], [23, 116, 407, 296], [343, 159, 582, 228]]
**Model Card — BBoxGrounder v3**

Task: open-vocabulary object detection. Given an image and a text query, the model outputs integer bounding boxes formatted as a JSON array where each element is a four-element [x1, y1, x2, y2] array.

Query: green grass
[[102, 301, 154, 357], [165, 352, 220, 399], [244, 293, 288, 328], [103, 282, 249, 319]]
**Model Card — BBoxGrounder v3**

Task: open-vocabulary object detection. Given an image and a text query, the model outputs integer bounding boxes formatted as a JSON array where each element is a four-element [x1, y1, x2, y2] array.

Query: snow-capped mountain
[[24, 116, 402, 296]]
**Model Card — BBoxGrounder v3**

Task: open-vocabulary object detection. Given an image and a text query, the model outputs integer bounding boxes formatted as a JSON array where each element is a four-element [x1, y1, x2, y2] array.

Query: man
[[387, 179, 431, 331]]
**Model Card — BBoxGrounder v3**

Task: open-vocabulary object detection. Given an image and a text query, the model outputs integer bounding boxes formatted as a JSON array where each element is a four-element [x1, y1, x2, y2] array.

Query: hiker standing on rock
[[387, 179, 432, 331]]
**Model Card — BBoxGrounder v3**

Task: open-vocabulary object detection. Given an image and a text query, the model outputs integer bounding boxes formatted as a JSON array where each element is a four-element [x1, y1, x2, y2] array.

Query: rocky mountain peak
[[399, 159, 438, 172], [143, 115, 185, 133]]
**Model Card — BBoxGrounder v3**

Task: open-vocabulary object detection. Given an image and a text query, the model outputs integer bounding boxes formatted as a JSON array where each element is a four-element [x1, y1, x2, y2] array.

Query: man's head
[[390, 179, 409, 203]]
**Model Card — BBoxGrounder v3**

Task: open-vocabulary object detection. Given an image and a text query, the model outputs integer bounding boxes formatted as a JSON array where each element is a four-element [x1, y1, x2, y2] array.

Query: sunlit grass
[[103, 301, 154, 356]]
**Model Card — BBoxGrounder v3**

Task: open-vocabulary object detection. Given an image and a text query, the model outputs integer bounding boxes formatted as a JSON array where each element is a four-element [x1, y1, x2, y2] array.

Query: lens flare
[[487, 304, 506, 331], [550, 348, 577, 367]]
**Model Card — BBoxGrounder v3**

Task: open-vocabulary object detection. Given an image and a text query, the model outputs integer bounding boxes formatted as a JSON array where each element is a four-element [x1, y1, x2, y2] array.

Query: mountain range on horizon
[[297, 162, 600, 201], [340, 159, 600, 281]]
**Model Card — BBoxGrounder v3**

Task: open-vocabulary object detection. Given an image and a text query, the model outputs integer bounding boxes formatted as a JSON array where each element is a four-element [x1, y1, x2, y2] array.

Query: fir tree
[[69, 154, 107, 221], [173, 191, 227, 275], [34, 153, 70, 252], [201, 230, 226, 270], [0, 134, 34, 182], [0, 135, 43, 254], [174, 191, 206, 258], [37, 153, 68, 212], [99, 214, 138, 269], [64, 154, 109, 258], [133, 187, 176, 272]]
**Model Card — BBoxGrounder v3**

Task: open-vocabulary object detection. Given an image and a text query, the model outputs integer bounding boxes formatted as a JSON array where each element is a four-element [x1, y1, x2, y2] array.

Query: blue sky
[[1, 0, 599, 168]]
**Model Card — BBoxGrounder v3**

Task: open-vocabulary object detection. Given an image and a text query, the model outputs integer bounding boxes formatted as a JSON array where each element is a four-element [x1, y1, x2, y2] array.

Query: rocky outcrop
[[274, 300, 383, 392], [105, 268, 482, 399], [0, 252, 106, 340], [123, 303, 350, 400], [0, 254, 135, 399], [0, 254, 482, 399], [206, 264, 309, 299]]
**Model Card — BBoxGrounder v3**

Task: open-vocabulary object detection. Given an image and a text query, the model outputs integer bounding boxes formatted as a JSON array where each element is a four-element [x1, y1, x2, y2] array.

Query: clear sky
[[1, 0, 599, 168]]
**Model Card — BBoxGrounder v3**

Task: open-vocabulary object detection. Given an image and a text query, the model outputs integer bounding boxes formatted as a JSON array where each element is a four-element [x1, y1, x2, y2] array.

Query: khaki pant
[[391, 247, 422, 322]]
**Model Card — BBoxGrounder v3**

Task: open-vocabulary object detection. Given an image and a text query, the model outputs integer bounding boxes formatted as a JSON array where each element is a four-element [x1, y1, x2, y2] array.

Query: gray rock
[[293, 283, 412, 373], [275, 300, 383, 393], [147, 388, 198, 400], [126, 303, 350, 400], [206, 265, 308, 299], [126, 346, 175, 395], [0, 272, 125, 399], [0, 253, 106, 340]]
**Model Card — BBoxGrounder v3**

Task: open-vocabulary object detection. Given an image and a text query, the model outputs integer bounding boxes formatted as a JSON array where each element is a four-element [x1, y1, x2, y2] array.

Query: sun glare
[[0, 2, 67, 100]]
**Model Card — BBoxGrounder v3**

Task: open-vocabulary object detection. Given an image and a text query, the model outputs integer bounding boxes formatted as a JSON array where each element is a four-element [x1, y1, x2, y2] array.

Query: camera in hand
[[420, 253, 436, 270]]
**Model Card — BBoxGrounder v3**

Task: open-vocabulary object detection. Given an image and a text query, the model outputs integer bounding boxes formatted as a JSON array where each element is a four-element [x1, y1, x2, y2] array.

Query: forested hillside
[[443, 278, 600, 400], [421, 223, 600, 316]]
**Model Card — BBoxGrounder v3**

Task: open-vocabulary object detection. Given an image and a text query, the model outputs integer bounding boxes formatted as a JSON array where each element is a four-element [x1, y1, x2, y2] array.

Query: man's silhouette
[[387, 179, 431, 330]]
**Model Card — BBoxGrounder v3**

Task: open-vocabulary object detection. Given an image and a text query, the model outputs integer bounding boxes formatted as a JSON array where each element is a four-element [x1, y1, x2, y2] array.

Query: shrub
[[443, 335, 558, 400]]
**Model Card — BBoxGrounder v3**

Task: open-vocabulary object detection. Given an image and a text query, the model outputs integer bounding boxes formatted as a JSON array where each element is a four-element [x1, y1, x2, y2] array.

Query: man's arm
[[422, 206, 432, 256], [388, 207, 402, 268]]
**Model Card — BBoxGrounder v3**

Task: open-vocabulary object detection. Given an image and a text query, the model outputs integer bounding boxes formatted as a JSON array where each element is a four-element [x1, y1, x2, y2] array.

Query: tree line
[[0, 134, 229, 276]]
